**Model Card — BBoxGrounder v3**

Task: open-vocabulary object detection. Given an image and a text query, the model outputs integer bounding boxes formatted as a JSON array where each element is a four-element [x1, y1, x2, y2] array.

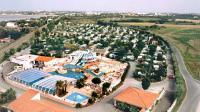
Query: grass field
[[175, 19, 200, 23], [118, 22, 200, 28], [118, 22, 156, 26]]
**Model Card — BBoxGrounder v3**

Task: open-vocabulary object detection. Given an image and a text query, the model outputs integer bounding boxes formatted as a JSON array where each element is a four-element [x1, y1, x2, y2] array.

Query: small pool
[[64, 64, 82, 69], [49, 70, 84, 80], [66, 92, 88, 103], [85, 69, 105, 77]]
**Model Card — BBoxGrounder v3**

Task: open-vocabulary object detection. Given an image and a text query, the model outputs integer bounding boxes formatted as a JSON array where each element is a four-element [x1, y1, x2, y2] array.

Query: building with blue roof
[[10, 69, 49, 86]]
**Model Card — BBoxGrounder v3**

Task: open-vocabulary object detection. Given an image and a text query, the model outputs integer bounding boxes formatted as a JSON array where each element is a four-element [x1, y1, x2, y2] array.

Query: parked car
[[168, 75, 175, 79]]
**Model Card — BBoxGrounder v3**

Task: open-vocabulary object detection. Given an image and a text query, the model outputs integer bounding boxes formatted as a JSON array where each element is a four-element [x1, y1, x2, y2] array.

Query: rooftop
[[35, 56, 54, 62], [114, 87, 159, 110], [8, 89, 72, 112]]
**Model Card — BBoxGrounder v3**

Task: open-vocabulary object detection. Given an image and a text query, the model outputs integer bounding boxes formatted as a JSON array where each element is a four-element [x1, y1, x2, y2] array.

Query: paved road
[[0, 61, 24, 97], [172, 46, 200, 112], [0, 22, 48, 61]]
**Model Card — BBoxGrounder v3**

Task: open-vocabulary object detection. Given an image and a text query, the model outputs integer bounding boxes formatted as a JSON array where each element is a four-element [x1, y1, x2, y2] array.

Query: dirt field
[[175, 19, 200, 23]]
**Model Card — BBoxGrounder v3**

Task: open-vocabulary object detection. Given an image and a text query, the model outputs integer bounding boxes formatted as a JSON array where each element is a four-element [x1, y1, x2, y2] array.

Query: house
[[109, 53, 117, 59], [0, 38, 14, 43], [6, 22, 18, 28], [8, 89, 72, 112], [10, 54, 38, 69], [153, 65, 160, 71], [126, 55, 135, 60], [113, 87, 159, 112], [34, 56, 56, 68]]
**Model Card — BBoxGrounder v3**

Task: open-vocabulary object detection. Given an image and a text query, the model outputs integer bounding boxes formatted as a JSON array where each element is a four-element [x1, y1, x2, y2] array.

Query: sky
[[0, 0, 200, 13]]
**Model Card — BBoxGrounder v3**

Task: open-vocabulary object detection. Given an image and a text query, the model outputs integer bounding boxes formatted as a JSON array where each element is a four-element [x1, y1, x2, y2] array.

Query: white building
[[6, 22, 18, 28], [10, 54, 38, 69]]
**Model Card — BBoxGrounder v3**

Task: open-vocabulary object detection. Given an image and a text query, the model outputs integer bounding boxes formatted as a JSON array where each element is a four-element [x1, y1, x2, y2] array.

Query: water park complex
[[6, 49, 128, 107], [3, 19, 172, 112]]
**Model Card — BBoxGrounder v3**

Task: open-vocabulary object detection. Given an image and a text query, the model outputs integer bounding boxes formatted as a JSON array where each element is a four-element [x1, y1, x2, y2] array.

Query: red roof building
[[8, 89, 72, 112], [35, 56, 54, 62], [113, 87, 159, 112]]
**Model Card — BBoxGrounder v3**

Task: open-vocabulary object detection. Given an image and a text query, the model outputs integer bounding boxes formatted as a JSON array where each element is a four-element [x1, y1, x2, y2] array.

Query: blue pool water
[[63, 64, 82, 69], [49, 70, 84, 80], [66, 92, 88, 103], [85, 69, 105, 77]]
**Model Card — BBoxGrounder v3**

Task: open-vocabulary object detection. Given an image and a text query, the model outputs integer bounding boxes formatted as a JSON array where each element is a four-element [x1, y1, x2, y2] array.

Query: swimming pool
[[49, 70, 84, 80], [66, 92, 88, 103], [85, 69, 105, 77], [63, 64, 82, 69]]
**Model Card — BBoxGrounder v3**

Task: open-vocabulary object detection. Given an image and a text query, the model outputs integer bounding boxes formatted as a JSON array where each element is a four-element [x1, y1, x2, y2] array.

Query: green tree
[[102, 82, 111, 95], [142, 77, 151, 90], [0, 88, 16, 104], [132, 49, 140, 58], [34, 30, 40, 37], [55, 80, 64, 96], [137, 40, 145, 51], [91, 91, 98, 99], [149, 44, 156, 56], [92, 77, 101, 85], [76, 78, 85, 89]]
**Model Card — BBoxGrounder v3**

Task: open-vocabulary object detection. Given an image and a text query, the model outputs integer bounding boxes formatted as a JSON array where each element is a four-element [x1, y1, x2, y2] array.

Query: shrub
[[116, 101, 139, 112], [75, 103, 82, 108], [9, 48, 16, 55], [88, 98, 95, 104], [3, 52, 10, 60], [17, 47, 22, 52]]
